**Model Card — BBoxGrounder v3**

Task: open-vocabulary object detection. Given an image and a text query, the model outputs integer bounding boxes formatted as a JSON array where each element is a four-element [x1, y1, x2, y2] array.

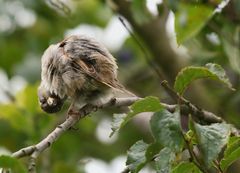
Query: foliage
[[172, 162, 201, 173], [110, 96, 162, 137], [154, 147, 175, 173], [108, 63, 237, 173], [193, 122, 231, 167], [150, 109, 184, 152], [1, 0, 240, 173], [174, 2, 213, 44], [174, 63, 234, 95], [126, 140, 149, 173], [220, 137, 240, 171]]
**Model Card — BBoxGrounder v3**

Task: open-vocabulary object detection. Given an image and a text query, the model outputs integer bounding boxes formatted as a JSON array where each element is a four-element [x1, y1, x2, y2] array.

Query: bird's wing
[[75, 58, 135, 97], [74, 58, 122, 91]]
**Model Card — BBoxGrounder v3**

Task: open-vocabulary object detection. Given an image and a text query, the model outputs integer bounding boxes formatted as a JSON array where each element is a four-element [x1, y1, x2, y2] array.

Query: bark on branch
[[11, 97, 223, 160], [4, 94, 229, 173], [9, 97, 139, 173]]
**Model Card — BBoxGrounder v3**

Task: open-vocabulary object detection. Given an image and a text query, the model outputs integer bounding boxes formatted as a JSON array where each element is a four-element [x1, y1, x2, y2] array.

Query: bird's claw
[[67, 109, 80, 119]]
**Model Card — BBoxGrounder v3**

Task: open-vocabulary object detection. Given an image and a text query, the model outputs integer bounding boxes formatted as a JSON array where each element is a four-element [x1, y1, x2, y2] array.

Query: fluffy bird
[[38, 35, 133, 114]]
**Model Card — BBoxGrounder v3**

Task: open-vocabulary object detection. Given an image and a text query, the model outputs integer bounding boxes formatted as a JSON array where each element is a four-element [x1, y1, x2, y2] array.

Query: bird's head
[[38, 84, 66, 114]]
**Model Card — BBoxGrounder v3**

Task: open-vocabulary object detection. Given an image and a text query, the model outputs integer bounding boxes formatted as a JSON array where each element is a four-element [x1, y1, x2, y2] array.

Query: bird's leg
[[66, 101, 83, 131], [67, 105, 79, 117], [67, 102, 79, 118], [67, 97, 87, 118]]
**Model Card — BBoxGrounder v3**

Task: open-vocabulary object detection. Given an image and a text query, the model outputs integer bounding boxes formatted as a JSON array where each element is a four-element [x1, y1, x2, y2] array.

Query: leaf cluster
[[110, 63, 239, 173]]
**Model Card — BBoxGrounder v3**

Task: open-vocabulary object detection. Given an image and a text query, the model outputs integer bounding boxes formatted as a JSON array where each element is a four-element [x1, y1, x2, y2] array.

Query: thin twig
[[213, 160, 224, 173], [118, 16, 165, 81], [11, 95, 228, 161], [8, 94, 237, 173], [11, 97, 140, 159], [117, 2, 224, 125], [161, 80, 223, 124], [182, 132, 209, 173]]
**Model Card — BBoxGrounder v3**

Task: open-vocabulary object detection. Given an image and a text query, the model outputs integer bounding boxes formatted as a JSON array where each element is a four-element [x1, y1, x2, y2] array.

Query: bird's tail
[[113, 82, 136, 98]]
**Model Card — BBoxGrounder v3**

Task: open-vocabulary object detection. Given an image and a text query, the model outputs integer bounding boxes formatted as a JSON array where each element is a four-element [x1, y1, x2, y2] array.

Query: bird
[[38, 35, 134, 114]]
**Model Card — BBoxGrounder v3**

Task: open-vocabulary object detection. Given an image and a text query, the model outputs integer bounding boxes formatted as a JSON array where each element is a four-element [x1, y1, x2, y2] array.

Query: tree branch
[[11, 95, 224, 161], [182, 132, 209, 173], [11, 97, 140, 159], [160, 80, 222, 124], [7, 92, 234, 173], [110, 0, 217, 113]]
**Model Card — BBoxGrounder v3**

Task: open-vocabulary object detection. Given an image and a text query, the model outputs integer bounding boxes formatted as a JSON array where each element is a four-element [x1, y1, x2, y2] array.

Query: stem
[[161, 80, 223, 124], [213, 160, 224, 173], [182, 132, 209, 173]]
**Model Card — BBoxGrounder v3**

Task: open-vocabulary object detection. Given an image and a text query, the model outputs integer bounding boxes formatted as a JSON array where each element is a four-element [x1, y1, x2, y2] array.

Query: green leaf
[[220, 137, 240, 171], [174, 63, 234, 95], [110, 96, 163, 137], [130, 96, 162, 113], [126, 140, 149, 173], [110, 113, 127, 137], [131, 0, 151, 24], [194, 123, 231, 167], [175, 3, 213, 44], [126, 141, 162, 173], [172, 162, 201, 173], [0, 155, 27, 173], [145, 142, 162, 161], [154, 147, 175, 173], [150, 109, 184, 152]]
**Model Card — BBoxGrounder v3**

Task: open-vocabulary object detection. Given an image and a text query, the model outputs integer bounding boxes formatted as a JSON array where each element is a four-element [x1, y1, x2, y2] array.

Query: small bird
[[38, 35, 134, 114]]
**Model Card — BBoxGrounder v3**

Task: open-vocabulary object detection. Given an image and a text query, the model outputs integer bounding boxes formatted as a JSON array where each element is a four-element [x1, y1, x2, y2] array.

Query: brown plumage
[[38, 35, 133, 113]]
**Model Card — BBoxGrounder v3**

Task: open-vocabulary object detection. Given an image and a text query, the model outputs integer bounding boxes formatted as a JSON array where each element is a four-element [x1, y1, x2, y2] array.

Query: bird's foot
[[67, 109, 80, 119]]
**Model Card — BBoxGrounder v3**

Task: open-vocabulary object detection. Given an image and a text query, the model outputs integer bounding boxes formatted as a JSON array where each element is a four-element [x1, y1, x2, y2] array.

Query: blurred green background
[[0, 0, 240, 172]]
